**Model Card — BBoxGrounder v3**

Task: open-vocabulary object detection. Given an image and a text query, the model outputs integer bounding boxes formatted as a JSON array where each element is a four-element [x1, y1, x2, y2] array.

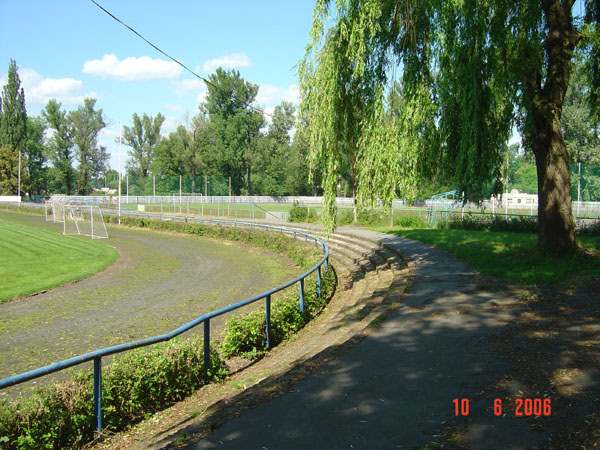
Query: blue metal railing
[[0, 215, 329, 435]]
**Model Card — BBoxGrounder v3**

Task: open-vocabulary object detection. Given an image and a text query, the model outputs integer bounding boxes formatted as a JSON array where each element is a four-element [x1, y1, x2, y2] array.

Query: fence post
[[203, 320, 210, 378], [316, 266, 322, 298], [299, 278, 305, 313], [265, 295, 271, 349], [93, 357, 102, 435], [325, 255, 329, 272]]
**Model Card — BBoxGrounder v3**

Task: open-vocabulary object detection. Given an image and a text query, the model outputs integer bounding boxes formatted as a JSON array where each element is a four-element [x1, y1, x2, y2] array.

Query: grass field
[[382, 227, 600, 284], [0, 211, 118, 303]]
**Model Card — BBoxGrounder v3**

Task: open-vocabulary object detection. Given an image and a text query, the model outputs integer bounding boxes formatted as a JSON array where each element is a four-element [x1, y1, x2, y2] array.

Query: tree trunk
[[526, 0, 581, 254], [532, 112, 576, 253]]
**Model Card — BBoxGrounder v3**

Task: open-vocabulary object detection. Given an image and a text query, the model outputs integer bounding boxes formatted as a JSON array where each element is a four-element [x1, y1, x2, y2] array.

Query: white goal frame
[[63, 204, 109, 239]]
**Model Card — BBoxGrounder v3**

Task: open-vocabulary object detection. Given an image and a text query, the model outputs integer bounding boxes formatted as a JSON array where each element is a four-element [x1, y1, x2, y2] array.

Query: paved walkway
[[180, 229, 551, 450]]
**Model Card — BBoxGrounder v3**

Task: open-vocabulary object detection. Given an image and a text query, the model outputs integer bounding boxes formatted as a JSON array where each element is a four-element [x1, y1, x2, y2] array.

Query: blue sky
[[0, 1, 315, 171]]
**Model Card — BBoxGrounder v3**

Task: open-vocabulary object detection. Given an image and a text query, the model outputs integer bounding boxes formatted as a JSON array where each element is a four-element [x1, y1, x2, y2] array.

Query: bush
[[335, 208, 355, 225], [288, 202, 319, 223], [442, 213, 538, 233], [393, 214, 428, 228], [579, 220, 600, 236], [0, 337, 226, 450], [221, 268, 336, 359]]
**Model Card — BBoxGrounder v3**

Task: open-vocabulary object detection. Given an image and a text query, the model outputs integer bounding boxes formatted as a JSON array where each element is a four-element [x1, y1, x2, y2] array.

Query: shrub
[[393, 214, 428, 228], [288, 202, 319, 223], [221, 268, 336, 359], [442, 213, 538, 233], [0, 336, 226, 450], [335, 208, 355, 225], [579, 220, 600, 236]]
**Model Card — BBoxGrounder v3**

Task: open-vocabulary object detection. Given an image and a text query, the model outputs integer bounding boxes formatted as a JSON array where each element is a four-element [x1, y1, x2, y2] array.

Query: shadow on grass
[[388, 228, 600, 284]]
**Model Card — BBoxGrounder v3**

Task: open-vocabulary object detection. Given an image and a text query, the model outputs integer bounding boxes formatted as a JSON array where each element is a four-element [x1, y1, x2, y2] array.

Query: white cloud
[[255, 83, 299, 106], [201, 53, 252, 72], [83, 54, 181, 80], [13, 68, 95, 106], [176, 78, 205, 92]]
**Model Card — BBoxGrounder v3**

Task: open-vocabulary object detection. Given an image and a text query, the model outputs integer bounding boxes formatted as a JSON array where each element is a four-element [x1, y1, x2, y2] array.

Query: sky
[[0, 0, 315, 171]]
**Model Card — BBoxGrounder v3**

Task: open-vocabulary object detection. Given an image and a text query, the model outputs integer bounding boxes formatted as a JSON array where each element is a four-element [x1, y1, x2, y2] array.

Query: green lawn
[[383, 227, 600, 284], [0, 212, 118, 302]]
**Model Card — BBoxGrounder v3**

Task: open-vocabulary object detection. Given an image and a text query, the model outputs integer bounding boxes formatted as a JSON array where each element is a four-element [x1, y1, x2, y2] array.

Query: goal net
[[63, 204, 109, 239], [46, 200, 66, 223]]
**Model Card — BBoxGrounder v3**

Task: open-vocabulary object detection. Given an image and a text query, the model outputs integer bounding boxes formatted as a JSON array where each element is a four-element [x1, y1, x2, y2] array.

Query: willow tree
[[299, 0, 599, 253]]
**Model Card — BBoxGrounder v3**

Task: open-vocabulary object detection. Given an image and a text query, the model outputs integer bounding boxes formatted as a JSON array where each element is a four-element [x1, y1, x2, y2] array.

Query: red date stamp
[[452, 398, 552, 417]]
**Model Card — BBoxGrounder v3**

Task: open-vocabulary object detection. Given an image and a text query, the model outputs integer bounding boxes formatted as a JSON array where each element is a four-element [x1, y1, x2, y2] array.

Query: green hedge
[[288, 202, 319, 223], [439, 213, 538, 233], [0, 337, 226, 450], [221, 267, 336, 359]]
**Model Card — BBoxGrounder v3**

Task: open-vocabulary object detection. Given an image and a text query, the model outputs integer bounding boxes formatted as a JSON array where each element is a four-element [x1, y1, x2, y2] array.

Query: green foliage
[[0, 145, 27, 196], [0, 59, 28, 196], [440, 214, 538, 234], [122, 113, 165, 179], [43, 100, 75, 195], [289, 202, 319, 223], [221, 268, 336, 359], [204, 68, 263, 195], [579, 220, 600, 236], [68, 98, 108, 195], [393, 214, 428, 228], [0, 60, 27, 160], [0, 336, 226, 450], [25, 117, 47, 197], [299, 0, 599, 252]]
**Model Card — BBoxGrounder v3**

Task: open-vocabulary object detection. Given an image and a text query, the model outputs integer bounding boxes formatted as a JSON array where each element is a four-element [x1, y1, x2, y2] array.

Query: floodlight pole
[[577, 161, 581, 218], [118, 123, 122, 224], [17, 149, 21, 197]]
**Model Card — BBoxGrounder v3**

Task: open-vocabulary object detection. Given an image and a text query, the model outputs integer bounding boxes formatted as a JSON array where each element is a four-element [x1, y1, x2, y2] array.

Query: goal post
[[63, 204, 109, 239], [46, 199, 66, 223]]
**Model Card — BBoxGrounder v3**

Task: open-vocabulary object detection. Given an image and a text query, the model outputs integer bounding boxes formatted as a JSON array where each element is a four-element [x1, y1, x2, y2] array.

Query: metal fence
[[0, 213, 330, 436]]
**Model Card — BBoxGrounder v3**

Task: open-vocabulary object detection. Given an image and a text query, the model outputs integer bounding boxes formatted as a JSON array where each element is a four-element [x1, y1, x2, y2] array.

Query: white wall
[[0, 196, 21, 203]]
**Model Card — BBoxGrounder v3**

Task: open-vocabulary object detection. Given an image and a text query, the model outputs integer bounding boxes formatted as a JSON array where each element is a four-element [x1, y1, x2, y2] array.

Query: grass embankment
[[383, 227, 600, 284], [0, 212, 117, 303]]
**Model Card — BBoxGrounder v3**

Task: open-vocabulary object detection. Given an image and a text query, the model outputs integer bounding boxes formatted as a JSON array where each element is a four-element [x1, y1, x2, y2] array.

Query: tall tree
[[43, 99, 75, 194], [0, 59, 28, 195], [68, 98, 107, 194], [254, 101, 297, 195], [25, 117, 48, 196], [300, 0, 600, 253], [204, 68, 263, 194], [123, 113, 164, 178]]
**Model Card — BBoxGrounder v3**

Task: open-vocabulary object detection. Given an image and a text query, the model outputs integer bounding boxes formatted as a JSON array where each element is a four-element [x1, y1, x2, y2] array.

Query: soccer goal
[[45, 199, 66, 223], [63, 204, 109, 239]]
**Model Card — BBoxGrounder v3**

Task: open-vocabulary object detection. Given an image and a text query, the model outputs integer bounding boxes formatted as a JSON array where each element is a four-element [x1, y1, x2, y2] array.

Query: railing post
[[265, 295, 271, 349], [299, 278, 305, 313], [316, 266, 322, 298], [93, 357, 102, 435], [203, 319, 210, 378]]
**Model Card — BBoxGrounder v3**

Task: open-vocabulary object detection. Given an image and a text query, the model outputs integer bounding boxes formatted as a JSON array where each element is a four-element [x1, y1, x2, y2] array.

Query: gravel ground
[[0, 214, 297, 397]]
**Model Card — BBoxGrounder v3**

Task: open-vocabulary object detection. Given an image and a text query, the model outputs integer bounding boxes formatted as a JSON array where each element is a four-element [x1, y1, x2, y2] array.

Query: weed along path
[[0, 220, 297, 392]]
